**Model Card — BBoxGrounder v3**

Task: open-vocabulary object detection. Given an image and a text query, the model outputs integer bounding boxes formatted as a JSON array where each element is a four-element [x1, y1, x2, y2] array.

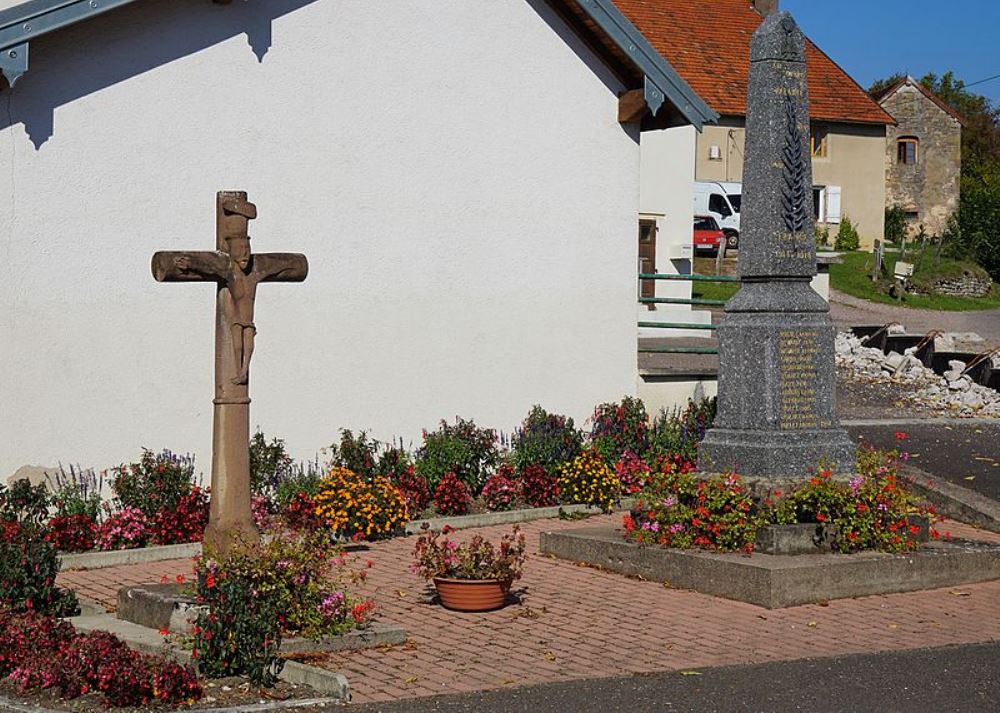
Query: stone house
[[619, 0, 894, 250], [0, 0, 717, 478], [873, 76, 964, 237]]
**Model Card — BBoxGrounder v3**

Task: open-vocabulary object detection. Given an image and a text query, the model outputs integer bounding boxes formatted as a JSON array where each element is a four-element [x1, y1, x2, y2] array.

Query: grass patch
[[691, 257, 739, 304], [830, 251, 1000, 311]]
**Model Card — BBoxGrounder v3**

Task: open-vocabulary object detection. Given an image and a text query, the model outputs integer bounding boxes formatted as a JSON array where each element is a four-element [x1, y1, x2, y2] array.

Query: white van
[[693, 181, 741, 249]]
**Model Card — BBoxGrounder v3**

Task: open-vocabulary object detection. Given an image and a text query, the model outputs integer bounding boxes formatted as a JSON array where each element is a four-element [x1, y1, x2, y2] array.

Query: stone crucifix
[[152, 191, 308, 553]]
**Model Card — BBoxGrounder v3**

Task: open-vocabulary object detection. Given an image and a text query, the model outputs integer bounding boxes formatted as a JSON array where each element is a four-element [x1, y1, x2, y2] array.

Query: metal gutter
[[0, 0, 143, 86], [575, 0, 718, 129]]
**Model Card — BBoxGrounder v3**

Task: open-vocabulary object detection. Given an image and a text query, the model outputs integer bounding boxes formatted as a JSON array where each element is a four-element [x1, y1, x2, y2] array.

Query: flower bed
[[0, 612, 201, 707], [28, 398, 715, 555], [624, 447, 939, 555]]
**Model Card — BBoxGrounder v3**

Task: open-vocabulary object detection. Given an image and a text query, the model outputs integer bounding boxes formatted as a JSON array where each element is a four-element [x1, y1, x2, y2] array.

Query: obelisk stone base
[[699, 282, 855, 478]]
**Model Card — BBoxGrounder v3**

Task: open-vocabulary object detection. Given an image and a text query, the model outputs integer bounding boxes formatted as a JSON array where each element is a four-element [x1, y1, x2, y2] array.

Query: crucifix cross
[[152, 191, 308, 553]]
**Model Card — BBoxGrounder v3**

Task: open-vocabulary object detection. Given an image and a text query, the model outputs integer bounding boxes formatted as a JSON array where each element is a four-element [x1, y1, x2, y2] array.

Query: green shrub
[[647, 398, 717, 465], [111, 449, 196, 519], [45, 465, 103, 521], [589, 396, 650, 464], [884, 205, 907, 245], [0, 480, 49, 528], [194, 532, 374, 686], [834, 215, 860, 251], [814, 223, 831, 248], [0, 482, 79, 616], [249, 430, 294, 498], [272, 458, 326, 510], [511, 405, 583, 474], [329, 429, 381, 480], [415, 418, 498, 493]]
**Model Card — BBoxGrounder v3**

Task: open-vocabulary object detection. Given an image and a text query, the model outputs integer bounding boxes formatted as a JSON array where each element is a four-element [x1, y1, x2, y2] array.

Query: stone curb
[[59, 541, 202, 571], [903, 465, 1000, 534], [540, 525, 1000, 609], [0, 695, 345, 713], [405, 499, 634, 534], [280, 621, 406, 655]]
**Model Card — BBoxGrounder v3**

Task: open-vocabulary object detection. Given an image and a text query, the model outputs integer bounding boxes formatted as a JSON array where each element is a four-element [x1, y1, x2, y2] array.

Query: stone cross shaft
[[698, 13, 855, 478], [152, 191, 308, 553]]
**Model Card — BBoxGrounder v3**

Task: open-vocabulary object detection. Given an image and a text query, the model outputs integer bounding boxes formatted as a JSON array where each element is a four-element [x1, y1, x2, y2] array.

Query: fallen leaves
[[949, 589, 972, 597], [679, 671, 702, 677]]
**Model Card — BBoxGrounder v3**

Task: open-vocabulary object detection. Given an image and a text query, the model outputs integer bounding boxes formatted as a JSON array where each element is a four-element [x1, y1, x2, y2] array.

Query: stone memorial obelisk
[[699, 13, 855, 478], [152, 192, 308, 553]]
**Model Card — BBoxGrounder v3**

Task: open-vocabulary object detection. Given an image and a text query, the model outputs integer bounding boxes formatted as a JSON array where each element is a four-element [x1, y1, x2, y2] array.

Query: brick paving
[[58, 516, 1000, 705]]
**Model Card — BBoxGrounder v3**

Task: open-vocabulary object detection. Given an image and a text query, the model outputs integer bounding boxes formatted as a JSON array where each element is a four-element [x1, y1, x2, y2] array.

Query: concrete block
[[540, 525, 1000, 609]]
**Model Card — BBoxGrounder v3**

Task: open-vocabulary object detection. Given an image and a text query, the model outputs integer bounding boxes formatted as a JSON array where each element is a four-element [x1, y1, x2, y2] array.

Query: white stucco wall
[[0, 0, 640, 477]]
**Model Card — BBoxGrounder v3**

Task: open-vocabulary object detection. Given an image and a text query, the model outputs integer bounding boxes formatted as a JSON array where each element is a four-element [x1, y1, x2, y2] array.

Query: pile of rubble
[[835, 331, 1000, 417]]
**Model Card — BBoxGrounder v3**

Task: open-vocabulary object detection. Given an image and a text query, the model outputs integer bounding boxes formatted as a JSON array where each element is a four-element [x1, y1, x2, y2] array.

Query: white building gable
[[0, 0, 713, 476]]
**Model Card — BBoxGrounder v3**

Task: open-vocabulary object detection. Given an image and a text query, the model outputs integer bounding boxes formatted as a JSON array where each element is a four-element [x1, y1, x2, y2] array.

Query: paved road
[[845, 420, 1000, 501], [829, 290, 1000, 349], [346, 642, 1000, 713]]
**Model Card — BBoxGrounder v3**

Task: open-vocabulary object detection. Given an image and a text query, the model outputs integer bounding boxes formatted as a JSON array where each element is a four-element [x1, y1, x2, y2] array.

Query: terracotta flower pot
[[432, 577, 511, 612]]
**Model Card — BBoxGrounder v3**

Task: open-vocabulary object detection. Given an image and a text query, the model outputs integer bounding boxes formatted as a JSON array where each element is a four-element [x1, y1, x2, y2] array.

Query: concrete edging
[[405, 499, 634, 534], [902, 466, 1000, 534], [540, 524, 1000, 609], [59, 542, 202, 570]]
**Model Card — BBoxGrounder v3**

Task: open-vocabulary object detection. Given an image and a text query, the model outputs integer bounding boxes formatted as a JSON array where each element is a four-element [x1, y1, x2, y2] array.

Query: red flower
[[175, 574, 186, 584], [894, 431, 909, 441], [205, 573, 216, 589], [816, 513, 827, 522]]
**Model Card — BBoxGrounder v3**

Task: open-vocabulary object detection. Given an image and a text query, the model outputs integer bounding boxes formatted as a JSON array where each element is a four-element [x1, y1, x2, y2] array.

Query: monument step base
[[117, 583, 406, 654], [539, 524, 1000, 609], [699, 427, 856, 477]]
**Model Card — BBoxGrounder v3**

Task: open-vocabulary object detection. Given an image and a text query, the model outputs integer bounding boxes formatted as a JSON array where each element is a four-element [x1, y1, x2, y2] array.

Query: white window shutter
[[826, 186, 842, 224]]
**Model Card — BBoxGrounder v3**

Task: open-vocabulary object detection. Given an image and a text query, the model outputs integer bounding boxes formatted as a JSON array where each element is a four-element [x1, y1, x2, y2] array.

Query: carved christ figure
[[152, 195, 307, 387], [170, 237, 298, 384]]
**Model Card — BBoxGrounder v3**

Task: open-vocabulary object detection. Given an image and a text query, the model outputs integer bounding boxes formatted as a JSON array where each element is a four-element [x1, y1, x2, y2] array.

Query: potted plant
[[411, 525, 527, 612]]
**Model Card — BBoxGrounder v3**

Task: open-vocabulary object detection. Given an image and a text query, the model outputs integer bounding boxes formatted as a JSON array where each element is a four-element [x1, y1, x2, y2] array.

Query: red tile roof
[[613, 0, 894, 125]]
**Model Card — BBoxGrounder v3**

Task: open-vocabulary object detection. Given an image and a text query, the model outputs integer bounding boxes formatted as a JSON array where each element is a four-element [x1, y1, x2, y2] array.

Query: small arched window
[[897, 137, 919, 165]]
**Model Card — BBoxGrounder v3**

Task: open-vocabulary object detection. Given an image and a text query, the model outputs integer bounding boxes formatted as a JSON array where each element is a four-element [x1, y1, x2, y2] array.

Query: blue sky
[[783, 0, 1000, 105]]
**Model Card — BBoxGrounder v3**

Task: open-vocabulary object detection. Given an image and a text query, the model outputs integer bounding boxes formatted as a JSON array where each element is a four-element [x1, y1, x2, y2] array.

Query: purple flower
[[662, 497, 678, 508], [669, 523, 685, 534], [849, 476, 865, 494]]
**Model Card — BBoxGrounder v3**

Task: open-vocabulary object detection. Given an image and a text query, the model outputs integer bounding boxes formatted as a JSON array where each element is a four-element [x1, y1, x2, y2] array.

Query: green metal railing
[[638, 272, 737, 355]]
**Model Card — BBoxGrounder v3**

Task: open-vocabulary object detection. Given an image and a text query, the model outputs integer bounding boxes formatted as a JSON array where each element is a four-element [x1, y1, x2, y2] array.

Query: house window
[[897, 137, 919, 164], [810, 125, 828, 158]]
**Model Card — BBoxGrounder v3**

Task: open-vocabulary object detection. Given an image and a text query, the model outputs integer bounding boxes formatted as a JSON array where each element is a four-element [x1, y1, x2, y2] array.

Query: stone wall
[[924, 275, 993, 298], [880, 81, 962, 236]]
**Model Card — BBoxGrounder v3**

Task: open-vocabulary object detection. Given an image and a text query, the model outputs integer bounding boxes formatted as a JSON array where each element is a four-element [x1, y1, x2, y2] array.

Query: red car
[[693, 215, 724, 254]]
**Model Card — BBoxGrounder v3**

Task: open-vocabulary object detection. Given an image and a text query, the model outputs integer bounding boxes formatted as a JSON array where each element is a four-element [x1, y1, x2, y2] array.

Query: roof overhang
[[0, 0, 149, 87], [0, 0, 718, 130], [553, 0, 719, 130]]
